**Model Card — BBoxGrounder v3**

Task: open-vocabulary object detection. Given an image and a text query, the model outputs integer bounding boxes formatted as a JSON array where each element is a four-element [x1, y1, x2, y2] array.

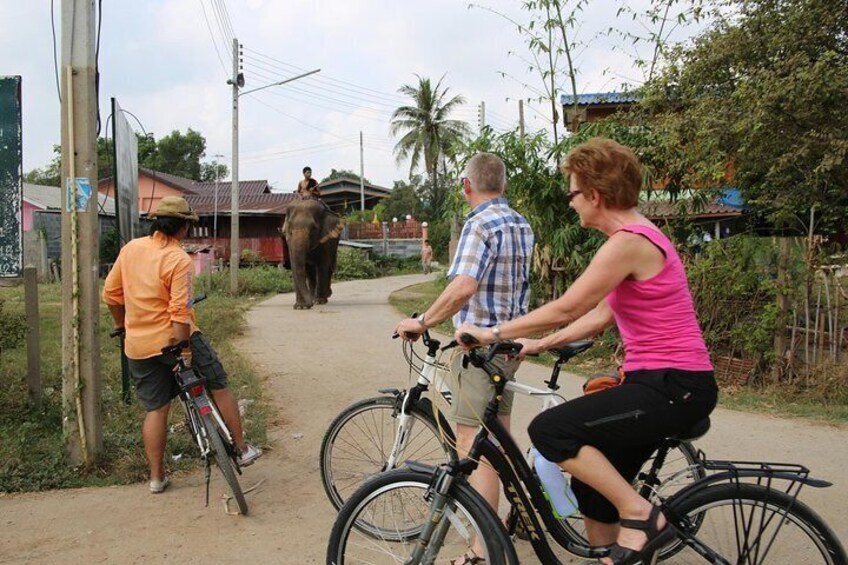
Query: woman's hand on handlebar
[[454, 323, 495, 350]]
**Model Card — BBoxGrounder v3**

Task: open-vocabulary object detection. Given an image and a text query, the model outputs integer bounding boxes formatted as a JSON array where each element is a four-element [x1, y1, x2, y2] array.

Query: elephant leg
[[305, 261, 318, 303], [288, 243, 313, 310]]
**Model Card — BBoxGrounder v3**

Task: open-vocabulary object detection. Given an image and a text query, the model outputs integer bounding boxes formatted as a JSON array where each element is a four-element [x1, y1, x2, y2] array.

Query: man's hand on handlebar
[[394, 317, 426, 342], [514, 338, 542, 360]]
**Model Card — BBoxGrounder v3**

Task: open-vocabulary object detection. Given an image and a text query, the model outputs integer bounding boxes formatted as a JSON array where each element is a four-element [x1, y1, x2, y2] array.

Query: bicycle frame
[[175, 367, 238, 469]]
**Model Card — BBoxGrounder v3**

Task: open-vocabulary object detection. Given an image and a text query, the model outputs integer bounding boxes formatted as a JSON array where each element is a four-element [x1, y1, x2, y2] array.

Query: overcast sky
[[0, 0, 707, 191]]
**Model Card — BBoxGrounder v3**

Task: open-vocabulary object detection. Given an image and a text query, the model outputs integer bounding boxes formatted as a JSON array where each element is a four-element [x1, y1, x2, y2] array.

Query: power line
[[198, 0, 229, 73]]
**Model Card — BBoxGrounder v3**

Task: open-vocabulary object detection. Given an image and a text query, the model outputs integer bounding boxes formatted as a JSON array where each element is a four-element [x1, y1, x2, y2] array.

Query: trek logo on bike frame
[[505, 483, 541, 541]]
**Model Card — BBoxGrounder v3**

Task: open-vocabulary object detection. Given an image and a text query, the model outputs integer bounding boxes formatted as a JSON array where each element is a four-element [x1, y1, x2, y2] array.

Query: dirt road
[[2, 274, 846, 563]]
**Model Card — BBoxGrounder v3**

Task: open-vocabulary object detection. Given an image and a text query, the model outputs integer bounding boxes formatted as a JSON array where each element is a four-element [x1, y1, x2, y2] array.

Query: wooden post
[[771, 237, 790, 383], [24, 267, 41, 406]]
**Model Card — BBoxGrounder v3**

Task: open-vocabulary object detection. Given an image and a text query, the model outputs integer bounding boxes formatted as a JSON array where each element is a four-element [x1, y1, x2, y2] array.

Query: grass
[[0, 278, 270, 493], [389, 279, 848, 426]]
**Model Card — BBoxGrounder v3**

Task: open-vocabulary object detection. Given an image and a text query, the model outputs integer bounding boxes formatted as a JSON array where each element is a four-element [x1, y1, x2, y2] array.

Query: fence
[[347, 219, 423, 240]]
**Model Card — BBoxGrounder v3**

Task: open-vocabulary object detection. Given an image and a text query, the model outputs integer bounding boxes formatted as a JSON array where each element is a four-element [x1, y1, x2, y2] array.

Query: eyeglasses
[[460, 176, 468, 188], [566, 190, 582, 202]]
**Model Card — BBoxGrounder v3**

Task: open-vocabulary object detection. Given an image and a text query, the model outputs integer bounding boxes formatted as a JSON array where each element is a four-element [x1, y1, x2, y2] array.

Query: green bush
[[196, 265, 293, 296], [334, 248, 379, 280]]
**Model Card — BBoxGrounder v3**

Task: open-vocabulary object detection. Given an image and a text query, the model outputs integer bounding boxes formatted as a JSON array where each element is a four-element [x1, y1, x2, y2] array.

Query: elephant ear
[[319, 214, 345, 244]]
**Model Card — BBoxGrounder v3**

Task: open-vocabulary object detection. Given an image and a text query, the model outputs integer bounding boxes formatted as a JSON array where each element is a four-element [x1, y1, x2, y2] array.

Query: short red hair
[[561, 137, 643, 209]]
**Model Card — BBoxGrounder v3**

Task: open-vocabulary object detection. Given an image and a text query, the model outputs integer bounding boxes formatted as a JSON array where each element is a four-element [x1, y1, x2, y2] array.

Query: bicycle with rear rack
[[111, 293, 248, 515], [322, 331, 706, 560], [327, 337, 847, 564]]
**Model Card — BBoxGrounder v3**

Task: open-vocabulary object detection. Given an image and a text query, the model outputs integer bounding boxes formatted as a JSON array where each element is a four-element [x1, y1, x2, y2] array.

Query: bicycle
[[111, 293, 249, 515], [327, 338, 847, 564], [324, 337, 705, 562]]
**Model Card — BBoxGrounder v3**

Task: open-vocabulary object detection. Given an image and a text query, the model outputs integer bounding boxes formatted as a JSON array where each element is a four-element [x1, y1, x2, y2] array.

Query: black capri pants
[[528, 368, 718, 524]]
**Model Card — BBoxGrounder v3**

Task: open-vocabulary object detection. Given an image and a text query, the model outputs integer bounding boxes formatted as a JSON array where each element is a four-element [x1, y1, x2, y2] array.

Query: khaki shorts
[[446, 352, 521, 426]]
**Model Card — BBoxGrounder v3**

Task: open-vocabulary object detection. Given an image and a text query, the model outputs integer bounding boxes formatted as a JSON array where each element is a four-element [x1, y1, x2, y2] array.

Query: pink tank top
[[606, 225, 713, 372]]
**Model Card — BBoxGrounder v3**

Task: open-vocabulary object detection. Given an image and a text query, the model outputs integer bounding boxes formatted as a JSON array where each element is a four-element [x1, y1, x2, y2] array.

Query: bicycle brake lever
[[441, 340, 459, 351]]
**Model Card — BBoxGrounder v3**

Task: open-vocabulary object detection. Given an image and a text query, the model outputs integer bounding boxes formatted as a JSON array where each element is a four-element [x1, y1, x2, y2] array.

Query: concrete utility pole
[[228, 38, 241, 295], [359, 131, 365, 211], [212, 153, 224, 241], [478, 101, 486, 131], [60, 0, 102, 465]]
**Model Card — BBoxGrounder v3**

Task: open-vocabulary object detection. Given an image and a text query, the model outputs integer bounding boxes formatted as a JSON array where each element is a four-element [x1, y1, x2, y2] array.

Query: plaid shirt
[[448, 196, 535, 328]]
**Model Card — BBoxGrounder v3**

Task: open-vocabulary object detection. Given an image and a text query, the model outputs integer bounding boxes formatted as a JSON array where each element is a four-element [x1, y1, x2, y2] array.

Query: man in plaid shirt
[[396, 152, 534, 543]]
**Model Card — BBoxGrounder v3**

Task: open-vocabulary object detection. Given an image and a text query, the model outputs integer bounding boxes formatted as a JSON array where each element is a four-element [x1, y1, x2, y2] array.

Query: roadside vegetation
[[390, 278, 848, 426], [0, 251, 417, 493]]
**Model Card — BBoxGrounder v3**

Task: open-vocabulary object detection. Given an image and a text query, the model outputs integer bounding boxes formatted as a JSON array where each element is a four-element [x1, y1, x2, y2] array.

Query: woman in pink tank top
[[457, 138, 717, 564]]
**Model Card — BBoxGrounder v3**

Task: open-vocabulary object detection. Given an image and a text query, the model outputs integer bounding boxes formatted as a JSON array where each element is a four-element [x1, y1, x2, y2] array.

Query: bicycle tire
[[202, 413, 248, 515], [552, 440, 703, 560], [320, 395, 455, 511], [327, 469, 517, 565], [666, 482, 847, 564]]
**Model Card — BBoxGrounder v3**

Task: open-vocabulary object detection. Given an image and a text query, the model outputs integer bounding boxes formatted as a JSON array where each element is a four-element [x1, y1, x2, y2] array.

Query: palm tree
[[390, 75, 471, 201]]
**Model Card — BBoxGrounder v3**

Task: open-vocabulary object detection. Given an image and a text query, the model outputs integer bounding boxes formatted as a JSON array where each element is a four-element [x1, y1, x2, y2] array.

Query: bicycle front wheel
[[320, 395, 454, 511], [202, 413, 248, 515], [667, 482, 846, 564], [327, 469, 516, 565]]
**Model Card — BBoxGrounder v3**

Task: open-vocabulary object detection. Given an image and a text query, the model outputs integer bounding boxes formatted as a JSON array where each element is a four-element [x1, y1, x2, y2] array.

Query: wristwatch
[[416, 313, 428, 329], [491, 325, 502, 342]]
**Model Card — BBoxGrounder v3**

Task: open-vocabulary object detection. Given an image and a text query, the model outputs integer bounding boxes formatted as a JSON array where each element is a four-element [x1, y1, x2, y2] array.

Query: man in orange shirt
[[103, 196, 260, 493]]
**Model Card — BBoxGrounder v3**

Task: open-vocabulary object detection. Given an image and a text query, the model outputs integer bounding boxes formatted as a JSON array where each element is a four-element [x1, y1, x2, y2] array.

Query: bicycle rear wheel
[[327, 469, 516, 565], [320, 395, 455, 511], [202, 413, 248, 515], [667, 482, 846, 564]]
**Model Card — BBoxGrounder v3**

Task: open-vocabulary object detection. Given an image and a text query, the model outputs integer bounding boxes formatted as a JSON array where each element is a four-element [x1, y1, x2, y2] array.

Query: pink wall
[[99, 174, 184, 216], [22, 200, 39, 231]]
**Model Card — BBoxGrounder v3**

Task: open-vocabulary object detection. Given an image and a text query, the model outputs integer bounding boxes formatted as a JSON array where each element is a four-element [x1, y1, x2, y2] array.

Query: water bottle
[[530, 447, 579, 519]]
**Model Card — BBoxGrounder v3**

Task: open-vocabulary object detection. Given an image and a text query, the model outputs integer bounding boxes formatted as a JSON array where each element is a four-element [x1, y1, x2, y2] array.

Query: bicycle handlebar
[[109, 293, 209, 341]]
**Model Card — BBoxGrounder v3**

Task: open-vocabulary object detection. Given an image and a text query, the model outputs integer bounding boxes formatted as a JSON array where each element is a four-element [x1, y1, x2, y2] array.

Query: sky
[[0, 0, 708, 192]]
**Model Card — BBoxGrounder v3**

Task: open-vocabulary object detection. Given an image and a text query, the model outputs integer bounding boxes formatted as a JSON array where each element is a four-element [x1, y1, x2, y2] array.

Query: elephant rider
[[103, 196, 261, 494], [296, 165, 313, 196]]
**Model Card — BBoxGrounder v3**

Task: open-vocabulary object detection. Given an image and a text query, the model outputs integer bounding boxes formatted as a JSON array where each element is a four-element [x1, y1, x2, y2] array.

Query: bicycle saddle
[[549, 340, 594, 362]]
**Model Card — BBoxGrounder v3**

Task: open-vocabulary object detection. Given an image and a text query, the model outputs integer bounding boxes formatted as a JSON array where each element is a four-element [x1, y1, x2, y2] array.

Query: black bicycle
[[327, 338, 846, 564], [112, 294, 248, 515]]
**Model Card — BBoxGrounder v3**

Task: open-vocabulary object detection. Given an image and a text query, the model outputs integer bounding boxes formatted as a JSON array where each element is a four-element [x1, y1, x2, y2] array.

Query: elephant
[[281, 198, 344, 309]]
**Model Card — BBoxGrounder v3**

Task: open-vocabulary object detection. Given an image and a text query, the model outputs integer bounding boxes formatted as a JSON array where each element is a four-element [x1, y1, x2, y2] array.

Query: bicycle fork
[[406, 467, 458, 565]]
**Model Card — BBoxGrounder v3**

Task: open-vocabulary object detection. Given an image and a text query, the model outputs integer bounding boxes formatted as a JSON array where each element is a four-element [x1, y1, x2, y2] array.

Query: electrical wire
[[199, 0, 229, 73], [50, 0, 61, 103]]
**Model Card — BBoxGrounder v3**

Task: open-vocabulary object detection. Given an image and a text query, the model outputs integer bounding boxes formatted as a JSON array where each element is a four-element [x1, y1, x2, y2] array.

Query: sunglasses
[[566, 190, 582, 202]]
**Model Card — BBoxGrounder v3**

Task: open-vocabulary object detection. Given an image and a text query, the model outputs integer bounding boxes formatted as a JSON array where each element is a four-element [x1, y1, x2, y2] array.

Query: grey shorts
[[128, 333, 229, 411], [446, 352, 521, 426]]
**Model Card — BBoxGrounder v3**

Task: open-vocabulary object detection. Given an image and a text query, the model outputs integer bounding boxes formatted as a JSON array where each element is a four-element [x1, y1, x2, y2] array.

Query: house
[[314, 177, 391, 214], [562, 91, 746, 238], [23, 182, 118, 260], [98, 169, 294, 264]]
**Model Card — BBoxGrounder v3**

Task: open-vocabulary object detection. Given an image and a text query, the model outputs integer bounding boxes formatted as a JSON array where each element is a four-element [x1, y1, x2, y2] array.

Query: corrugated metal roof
[[319, 177, 391, 194], [24, 182, 117, 215], [559, 91, 640, 106], [191, 180, 270, 196]]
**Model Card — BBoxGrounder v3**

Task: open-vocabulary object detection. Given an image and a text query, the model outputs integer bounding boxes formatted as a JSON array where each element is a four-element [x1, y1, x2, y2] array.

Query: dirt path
[[1, 274, 846, 563]]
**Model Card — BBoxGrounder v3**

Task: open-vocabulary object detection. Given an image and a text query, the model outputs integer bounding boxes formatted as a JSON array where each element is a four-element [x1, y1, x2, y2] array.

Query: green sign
[[0, 76, 23, 278]]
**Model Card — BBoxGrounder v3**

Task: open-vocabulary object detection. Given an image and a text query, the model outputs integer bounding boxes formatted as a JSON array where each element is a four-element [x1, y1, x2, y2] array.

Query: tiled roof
[[560, 91, 640, 106], [138, 167, 199, 193], [184, 192, 294, 215], [191, 180, 270, 196]]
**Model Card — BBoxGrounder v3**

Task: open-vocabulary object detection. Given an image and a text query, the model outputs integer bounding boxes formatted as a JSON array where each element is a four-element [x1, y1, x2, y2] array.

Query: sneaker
[[149, 476, 170, 494], [237, 444, 262, 467]]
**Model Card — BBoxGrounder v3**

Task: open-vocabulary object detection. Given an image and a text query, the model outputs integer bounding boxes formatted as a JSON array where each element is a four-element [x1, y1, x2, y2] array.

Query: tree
[[390, 74, 471, 219], [25, 128, 226, 186], [384, 178, 424, 221], [638, 0, 848, 234], [320, 168, 371, 184]]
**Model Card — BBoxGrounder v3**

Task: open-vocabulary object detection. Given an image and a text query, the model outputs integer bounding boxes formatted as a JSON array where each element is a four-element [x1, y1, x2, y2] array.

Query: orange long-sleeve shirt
[[103, 232, 198, 359]]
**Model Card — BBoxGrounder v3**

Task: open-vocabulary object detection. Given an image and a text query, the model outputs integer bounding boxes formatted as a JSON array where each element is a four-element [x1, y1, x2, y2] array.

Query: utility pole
[[478, 101, 486, 132], [228, 38, 242, 295], [518, 100, 525, 140], [212, 153, 224, 241], [60, 0, 101, 465], [359, 131, 365, 211]]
